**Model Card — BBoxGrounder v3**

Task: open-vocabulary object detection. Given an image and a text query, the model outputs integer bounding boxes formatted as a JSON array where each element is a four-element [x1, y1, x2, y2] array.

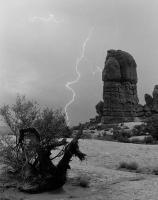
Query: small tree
[[34, 107, 68, 144], [0, 95, 69, 173], [0, 95, 69, 143], [0, 95, 39, 135]]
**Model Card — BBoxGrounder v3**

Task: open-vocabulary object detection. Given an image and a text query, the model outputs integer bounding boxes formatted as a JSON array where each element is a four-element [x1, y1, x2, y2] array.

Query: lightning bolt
[[30, 13, 63, 23], [92, 66, 102, 75], [64, 28, 94, 126]]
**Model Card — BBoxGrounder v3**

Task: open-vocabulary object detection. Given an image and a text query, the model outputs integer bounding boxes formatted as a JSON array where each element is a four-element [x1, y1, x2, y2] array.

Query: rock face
[[145, 94, 153, 109], [102, 50, 139, 123], [143, 85, 158, 116], [152, 85, 158, 112]]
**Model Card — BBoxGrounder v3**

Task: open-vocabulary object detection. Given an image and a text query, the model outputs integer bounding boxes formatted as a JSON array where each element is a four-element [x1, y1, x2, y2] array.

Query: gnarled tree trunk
[[18, 127, 86, 193]]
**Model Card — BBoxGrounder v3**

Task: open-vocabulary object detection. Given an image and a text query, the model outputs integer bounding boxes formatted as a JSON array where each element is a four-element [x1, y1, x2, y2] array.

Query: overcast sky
[[1, 0, 158, 125]]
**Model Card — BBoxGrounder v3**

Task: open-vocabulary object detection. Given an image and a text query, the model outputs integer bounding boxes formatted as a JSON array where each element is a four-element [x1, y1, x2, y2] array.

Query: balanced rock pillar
[[102, 49, 139, 123]]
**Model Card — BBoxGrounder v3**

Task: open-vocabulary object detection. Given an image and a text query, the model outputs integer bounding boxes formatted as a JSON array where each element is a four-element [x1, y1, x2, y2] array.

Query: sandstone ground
[[1, 139, 158, 200]]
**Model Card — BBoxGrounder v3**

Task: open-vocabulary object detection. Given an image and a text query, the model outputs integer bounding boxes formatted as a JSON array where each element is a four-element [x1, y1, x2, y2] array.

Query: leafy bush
[[132, 124, 147, 136], [0, 95, 69, 174], [80, 131, 92, 139], [145, 116, 158, 140], [0, 135, 24, 174], [129, 137, 143, 144], [144, 135, 154, 144], [34, 107, 68, 143], [118, 161, 139, 171], [117, 135, 129, 143], [113, 129, 129, 143], [79, 177, 90, 188], [0, 95, 39, 140], [152, 167, 158, 175], [74, 175, 90, 188]]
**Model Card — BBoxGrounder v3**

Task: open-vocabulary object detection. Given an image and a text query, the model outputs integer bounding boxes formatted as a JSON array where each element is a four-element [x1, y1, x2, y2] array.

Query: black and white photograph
[[0, 0, 158, 199]]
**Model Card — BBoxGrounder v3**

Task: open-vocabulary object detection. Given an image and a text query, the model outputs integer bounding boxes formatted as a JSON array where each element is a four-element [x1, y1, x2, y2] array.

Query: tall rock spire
[[102, 49, 139, 123]]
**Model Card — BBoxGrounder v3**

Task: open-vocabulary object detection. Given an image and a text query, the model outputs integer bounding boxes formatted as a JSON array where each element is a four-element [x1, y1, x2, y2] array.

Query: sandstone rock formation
[[145, 94, 153, 109], [142, 85, 158, 117], [102, 50, 139, 123], [152, 85, 158, 112]]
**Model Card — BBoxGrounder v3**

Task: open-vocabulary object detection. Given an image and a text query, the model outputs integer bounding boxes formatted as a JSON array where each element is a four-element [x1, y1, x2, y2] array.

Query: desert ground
[[1, 139, 158, 200]]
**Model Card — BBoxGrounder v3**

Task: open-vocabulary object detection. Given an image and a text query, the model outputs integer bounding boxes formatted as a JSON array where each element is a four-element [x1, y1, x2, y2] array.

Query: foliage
[[116, 135, 129, 143], [113, 128, 129, 143], [129, 137, 142, 144], [0, 95, 69, 143], [0, 95, 39, 138], [34, 107, 68, 143], [0, 135, 25, 176], [118, 161, 139, 171], [132, 124, 147, 136], [145, 116, 158, 140], [80, 132, 92, 139], [78, 176, 90, 188], [152, 167, 158, 175], [0, 95, 69, 174], [144, 135, 154, 144]]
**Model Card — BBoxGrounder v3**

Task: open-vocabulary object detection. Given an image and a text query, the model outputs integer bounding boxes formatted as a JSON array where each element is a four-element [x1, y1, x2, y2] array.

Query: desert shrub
[[62, 126, 72, 138], [79, 179, 89, 188], [125, 161, 138, 170], [75, 176, 90, 188], [132, 124, 146, 136], [116, 135, 129, 143], [0, 95, 69, 174], [129, 137, 142, 144], [0, 95, 69, 144], [0, 135, 24, 174], [145, 116, 158, 140], [152, 167, 158, 175], [80, 132, 92, 139], [144, 135, 154, 144], [118, 161, 139, 171], [33, 107, 68, 143], [0, 95, 39, 140], [113, 129, 129, 143], [101, 134, 114, 141], [112, 126, 130, 143], [118, 161, 129, 169]]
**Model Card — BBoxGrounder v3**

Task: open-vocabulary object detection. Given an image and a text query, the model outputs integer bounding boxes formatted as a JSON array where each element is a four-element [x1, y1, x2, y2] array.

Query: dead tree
[[17, 127, 86, 193]]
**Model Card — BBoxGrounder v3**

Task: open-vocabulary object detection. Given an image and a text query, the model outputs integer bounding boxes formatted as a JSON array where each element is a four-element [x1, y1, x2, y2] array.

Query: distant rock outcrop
[[152, 85, 158, 112], [145, 94, 153, 109], [102, 50, 139, 123], [142, 85, 158, 117]]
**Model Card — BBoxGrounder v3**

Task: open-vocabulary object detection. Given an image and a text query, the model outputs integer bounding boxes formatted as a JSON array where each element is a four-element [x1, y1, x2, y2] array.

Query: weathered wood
[[18, 127, 86, 193]]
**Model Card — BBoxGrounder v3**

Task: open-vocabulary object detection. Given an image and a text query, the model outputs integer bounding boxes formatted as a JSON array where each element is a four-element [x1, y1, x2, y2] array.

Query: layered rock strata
[[102, 50, 139, 123], [142, 85, 158, 117]]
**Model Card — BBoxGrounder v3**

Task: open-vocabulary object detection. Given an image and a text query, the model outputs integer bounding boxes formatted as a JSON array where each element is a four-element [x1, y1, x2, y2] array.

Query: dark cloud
[[1, 0, 158, 125]]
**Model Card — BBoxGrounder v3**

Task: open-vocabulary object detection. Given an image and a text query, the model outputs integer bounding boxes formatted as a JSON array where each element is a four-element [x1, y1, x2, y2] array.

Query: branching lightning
[[30, 13, 63, 23], [64, 28, 93, 126]]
